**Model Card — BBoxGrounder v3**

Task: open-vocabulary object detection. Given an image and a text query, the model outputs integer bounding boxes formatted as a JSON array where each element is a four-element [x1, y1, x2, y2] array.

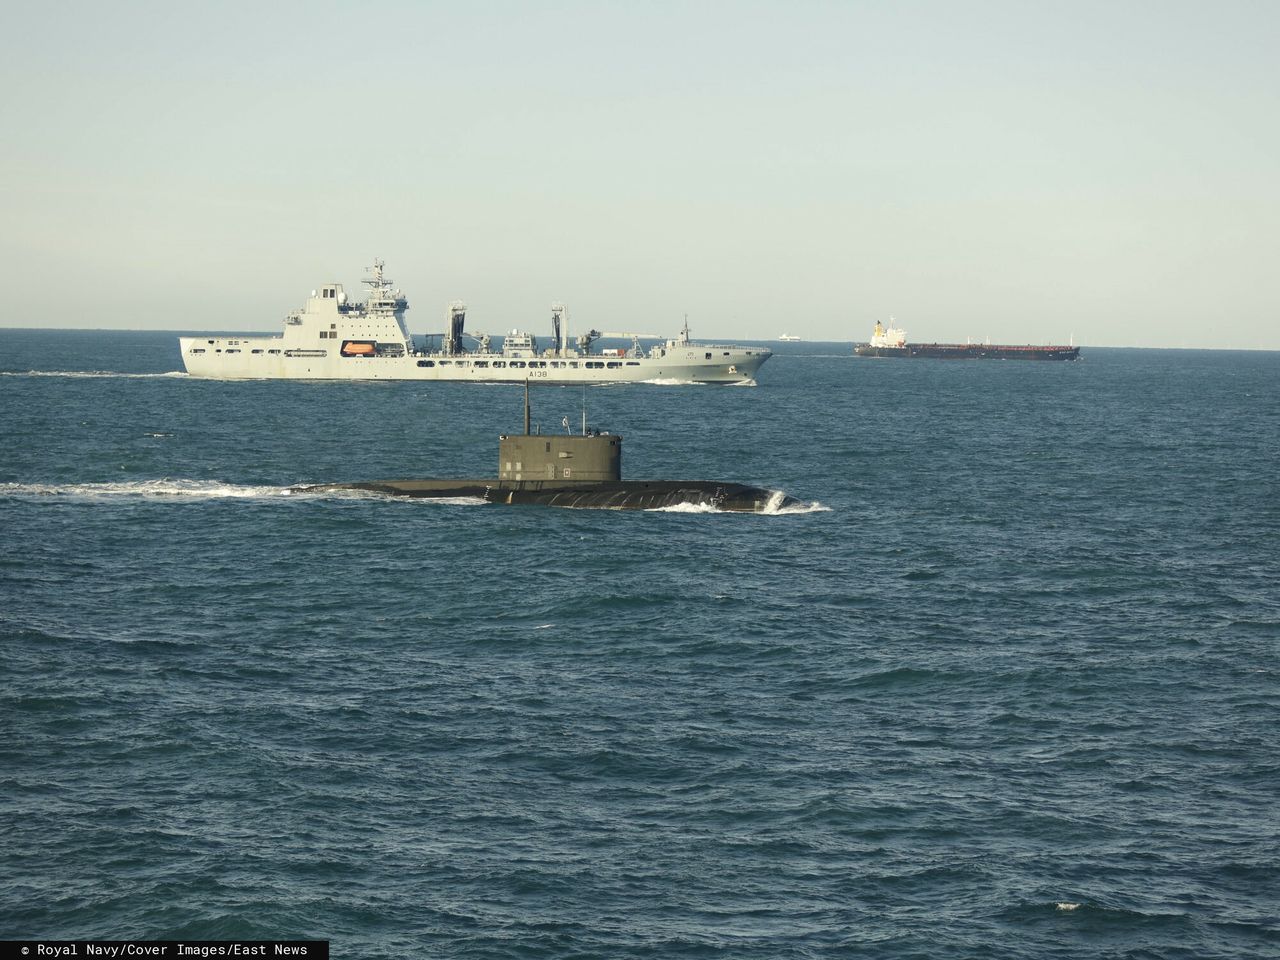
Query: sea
[[1, 330, 1277, 959]]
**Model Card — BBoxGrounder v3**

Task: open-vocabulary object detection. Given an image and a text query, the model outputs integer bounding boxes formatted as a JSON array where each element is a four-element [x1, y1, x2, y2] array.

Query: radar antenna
[[363, 258, 392, 292]]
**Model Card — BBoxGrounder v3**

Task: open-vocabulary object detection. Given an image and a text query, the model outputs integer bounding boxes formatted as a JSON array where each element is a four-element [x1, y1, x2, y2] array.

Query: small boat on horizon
[[778, 334, 802, 342]]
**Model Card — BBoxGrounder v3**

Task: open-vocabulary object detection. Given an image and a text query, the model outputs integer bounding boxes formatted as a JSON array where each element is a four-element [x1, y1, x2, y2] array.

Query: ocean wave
[[645, 500, 721, 513], [644, 496, 830, 515], [637, 486, 831, 515], [0, 370, 188, 379], [1, 479, 325, 500], [0, 480, 824, 513], [0, 480, 501, 505], [764, 499, 831, 515]]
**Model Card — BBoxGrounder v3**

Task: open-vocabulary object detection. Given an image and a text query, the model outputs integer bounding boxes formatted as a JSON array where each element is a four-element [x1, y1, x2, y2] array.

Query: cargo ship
[[854, 320, 1080, 361]]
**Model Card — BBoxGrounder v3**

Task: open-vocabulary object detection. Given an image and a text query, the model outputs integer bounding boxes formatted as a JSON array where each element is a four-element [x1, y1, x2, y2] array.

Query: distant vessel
[[179, 260, 771, 384], [778, 334, 802, 342], [854, 320, 1080, 361], [295, 384, 801, 513]]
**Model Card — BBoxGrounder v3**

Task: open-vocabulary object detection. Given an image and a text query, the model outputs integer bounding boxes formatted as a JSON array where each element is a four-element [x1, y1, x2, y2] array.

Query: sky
[[1, 0, 1277, 348]]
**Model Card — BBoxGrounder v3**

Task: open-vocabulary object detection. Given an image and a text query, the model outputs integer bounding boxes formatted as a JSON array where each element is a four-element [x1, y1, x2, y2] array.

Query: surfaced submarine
[[296, 384, 801, 513]]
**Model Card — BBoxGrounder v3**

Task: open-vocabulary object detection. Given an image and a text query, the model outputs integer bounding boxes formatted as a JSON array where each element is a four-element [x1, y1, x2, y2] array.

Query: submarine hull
[[299, 479, 796, 513]]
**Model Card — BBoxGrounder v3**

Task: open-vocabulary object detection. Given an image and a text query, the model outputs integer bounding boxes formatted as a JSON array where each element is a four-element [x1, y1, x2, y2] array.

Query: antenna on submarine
[[581, 385, 587, 436], [523, 379, 531, 436]]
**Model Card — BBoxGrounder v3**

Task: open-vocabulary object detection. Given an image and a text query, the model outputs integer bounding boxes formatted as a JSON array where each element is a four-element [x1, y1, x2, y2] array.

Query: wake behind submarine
[[295, 384, 802, 513]]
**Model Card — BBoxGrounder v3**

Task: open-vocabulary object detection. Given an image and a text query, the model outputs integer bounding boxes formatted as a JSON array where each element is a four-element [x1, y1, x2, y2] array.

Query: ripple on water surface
[[1, 335, 1278, 958]]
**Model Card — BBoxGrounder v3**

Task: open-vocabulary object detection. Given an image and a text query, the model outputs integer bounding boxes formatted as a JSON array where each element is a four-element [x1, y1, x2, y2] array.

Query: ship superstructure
[[179, 261, 771, 384]]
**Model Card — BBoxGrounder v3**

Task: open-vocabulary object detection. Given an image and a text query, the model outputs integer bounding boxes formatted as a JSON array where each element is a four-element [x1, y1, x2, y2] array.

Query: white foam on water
[[762, 496, 832, 515], [1055, 902, 1081, 912], [2, 480, 816, 514], [645, 500, 721, 513], [2, 479, 300, 500], [405, 495, 489, 507], [1, 370, 188, 379], [0, 479, 503, 505], [645, 491, 831, 515]]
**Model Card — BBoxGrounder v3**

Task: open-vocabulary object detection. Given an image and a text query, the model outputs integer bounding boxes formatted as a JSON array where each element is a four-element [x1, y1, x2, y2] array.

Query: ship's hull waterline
[[855, 344, 1080, 361], [178, 343, 769, 384], [297, 479, 798, 513]]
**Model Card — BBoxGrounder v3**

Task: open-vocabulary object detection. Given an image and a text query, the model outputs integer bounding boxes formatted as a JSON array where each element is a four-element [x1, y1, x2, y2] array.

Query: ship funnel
[[551, 302, 567, 356], [445, 300, 466, 356]]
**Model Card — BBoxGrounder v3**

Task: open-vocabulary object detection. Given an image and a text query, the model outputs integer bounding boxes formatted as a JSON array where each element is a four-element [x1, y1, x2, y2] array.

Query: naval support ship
[[295, 383, 800, 513], [855, 320, 1081, 361], [180, 260, 771, 385]]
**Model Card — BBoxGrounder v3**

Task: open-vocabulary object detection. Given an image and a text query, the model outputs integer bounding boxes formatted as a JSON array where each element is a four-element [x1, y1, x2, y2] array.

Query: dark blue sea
[[2, 331, 1277, 959]]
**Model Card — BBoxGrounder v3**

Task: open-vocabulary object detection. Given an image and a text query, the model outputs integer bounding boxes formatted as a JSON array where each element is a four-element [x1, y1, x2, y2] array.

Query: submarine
[[295, 384, 801, 513]]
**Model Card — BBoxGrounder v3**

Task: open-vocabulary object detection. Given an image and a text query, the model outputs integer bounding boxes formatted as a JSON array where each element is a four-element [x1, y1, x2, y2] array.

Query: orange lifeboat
[[341, 341, 376, 356]]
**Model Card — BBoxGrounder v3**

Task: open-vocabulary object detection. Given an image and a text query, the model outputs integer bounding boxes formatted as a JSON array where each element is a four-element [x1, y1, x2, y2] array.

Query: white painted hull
[[177, 261, 771, 384], [179, 336, 770, 384]]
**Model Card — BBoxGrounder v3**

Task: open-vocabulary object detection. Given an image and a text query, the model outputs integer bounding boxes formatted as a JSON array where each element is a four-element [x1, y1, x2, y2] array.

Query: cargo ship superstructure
[[179, 261, 771, 384], [854, 320, 1080, 361]]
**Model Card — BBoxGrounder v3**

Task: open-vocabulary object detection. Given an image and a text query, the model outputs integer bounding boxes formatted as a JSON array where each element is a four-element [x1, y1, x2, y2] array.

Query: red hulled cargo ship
[[855, 321, 1080, 361]]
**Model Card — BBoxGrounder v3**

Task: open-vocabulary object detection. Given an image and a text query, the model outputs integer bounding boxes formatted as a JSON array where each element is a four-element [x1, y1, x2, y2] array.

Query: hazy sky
[[2, 1, 1277, 347]]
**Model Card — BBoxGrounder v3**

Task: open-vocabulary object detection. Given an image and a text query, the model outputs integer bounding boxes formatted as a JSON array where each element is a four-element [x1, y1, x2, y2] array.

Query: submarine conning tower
[[498, 382, 622, 483]]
